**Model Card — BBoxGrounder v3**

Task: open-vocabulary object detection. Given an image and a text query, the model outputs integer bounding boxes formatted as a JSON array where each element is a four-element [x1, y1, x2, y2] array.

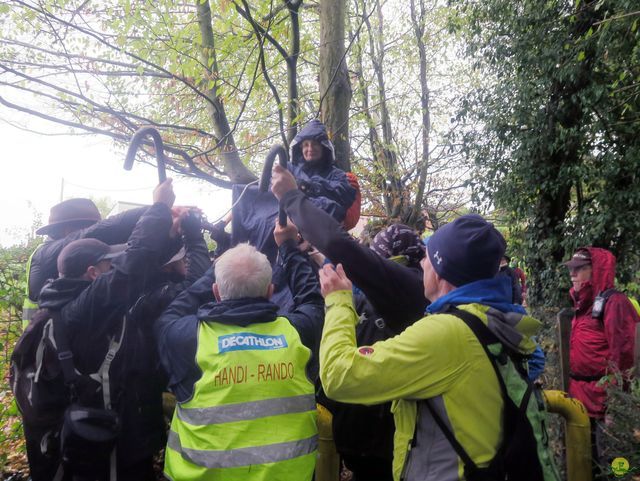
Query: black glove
[[208, 220, 228, 243], [181, 210, 203, 240]]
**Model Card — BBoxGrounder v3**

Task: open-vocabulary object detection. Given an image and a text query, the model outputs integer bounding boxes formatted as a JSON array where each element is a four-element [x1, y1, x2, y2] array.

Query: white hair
[[214, 243, 272, 300]]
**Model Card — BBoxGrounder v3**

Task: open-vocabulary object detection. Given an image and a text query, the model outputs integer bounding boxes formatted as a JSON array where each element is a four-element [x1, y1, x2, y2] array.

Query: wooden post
[[557, 308, 574, 393]]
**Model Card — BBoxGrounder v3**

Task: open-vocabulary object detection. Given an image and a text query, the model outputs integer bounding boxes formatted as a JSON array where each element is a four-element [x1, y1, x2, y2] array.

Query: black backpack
[[11, 310, 83, 428], [421, 307, 559, 481], [11, 309, 125, 479]]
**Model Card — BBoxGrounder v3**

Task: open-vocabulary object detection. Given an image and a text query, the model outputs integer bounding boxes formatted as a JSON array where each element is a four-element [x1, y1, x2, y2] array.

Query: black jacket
[[38, 202, 173, 470], [29, 206, 149, 302], [281, 189, 428, 332], [328, 292, 396, 468]]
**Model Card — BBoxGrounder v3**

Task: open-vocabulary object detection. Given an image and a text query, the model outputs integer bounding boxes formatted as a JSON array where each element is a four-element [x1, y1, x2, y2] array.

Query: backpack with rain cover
[[422, 307, 560, 481], [11, 309, 125, 480]]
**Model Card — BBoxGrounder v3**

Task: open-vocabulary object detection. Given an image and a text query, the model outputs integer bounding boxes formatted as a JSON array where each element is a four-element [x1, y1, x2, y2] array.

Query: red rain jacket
[[568, 247, 639, 418]]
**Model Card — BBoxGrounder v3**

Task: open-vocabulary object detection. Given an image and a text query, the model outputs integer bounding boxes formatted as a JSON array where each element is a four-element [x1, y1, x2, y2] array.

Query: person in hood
[[564, 247, 639, 472], [318, 214, 560, 481], [154, 220, 324, 481], [271, 165, 427, 332], [289, 119, 356, 223]]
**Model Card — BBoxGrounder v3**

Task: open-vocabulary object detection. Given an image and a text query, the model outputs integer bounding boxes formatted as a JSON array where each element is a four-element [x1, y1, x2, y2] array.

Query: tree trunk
[[370, 0, 403, 218], [319, 0, 352, 171], [286, 0, 302, 144], [196, 0, 255, 184], [407, 0, 430, 227]]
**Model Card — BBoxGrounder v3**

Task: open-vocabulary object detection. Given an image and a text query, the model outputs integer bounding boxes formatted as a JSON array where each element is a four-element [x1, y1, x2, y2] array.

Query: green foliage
[[450, 0, 640, 305], [0, 241, 39, 476], [600, 374, 640, 479]]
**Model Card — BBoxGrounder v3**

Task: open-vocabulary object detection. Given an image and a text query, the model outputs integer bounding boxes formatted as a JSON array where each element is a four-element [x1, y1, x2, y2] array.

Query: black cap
[[564, 248, 591, 269], [57, 239, 126, 278], [36, 198, 101, 236], [427, 214, 506, 286]]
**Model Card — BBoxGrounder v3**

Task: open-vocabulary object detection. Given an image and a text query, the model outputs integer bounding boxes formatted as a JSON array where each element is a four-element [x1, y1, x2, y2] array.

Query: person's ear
[[432, 269, 442, 283], [213, 283, 222, 302], [85, 265, 99, 281], [266, 283, 274, 299]]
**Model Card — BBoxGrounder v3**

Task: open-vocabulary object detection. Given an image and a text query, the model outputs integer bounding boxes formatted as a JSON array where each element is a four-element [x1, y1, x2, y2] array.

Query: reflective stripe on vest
[[167, 430, 317, 469], [176, 393, 316, 425], [22, 246, 41, 327], [165, 316, 317, 481]]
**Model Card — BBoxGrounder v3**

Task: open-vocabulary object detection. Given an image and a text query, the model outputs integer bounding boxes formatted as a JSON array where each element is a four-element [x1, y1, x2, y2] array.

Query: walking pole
[[259, 144, 288, 226], [123, 127, 167, 183]]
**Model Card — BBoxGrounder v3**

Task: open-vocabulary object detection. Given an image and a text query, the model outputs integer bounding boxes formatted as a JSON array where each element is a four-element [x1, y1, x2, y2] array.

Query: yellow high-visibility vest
[[21, 246, 41, 328], [165, 316, 317, 481]]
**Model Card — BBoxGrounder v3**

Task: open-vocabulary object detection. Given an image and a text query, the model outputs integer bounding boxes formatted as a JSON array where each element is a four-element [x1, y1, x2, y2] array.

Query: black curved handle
[[124, 127, 167, 183], [259, 144, 288, 226]]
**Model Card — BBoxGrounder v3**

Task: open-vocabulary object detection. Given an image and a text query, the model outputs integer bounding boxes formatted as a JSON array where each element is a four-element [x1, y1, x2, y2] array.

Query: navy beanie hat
[[427, 214, 506, 286]]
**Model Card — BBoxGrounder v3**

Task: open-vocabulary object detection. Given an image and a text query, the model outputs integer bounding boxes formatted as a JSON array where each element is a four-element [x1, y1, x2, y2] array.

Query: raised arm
[[272, 166, 426, 330], [64, 180, 175, 374], [273, 221, 324, 350], [179, 210, 212, 285]]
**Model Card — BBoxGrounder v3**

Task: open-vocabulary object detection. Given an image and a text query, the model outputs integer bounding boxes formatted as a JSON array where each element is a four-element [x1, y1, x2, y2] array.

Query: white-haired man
[[155, 221, 324, 481]]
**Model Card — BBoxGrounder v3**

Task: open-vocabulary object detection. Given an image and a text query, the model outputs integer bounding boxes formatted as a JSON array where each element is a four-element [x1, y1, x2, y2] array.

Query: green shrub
[[0, 240, 40, 478]]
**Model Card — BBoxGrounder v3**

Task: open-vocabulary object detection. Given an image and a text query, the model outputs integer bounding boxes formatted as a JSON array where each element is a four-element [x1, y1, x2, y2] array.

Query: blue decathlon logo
[[218, 332, 288, 353]]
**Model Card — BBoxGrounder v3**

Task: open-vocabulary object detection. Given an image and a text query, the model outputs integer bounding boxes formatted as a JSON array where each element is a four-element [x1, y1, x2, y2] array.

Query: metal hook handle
[[124, 127, 167, 183]]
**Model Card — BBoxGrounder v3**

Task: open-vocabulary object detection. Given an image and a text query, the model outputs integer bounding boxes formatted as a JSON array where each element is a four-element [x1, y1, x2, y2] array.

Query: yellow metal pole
[[544, 390, 592, 481], [315, 404, 340, 481]]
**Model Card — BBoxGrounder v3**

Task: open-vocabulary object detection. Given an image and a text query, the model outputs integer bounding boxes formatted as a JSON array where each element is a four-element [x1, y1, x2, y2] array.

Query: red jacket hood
[[570, 247, 616, 308]]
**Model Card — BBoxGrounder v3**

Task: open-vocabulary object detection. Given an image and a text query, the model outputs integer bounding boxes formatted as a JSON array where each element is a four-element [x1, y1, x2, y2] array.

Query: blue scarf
[[426, 277, 526, 315]]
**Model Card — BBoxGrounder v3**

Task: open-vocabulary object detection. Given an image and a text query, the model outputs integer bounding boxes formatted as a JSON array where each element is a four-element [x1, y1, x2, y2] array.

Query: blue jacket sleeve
[[154, 267, 215, 401], [527, 344, 545, 381], [307, 169, 356, 206]]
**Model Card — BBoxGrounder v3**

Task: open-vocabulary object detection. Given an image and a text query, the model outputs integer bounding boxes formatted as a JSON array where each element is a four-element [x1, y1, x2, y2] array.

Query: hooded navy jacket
[[288, 120, 356, 222], [228, 121, 356, 274]]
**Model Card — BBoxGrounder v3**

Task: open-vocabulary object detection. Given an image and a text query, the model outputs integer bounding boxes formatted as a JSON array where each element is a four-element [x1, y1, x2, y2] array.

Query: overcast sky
[[0, 111, 231, 247]]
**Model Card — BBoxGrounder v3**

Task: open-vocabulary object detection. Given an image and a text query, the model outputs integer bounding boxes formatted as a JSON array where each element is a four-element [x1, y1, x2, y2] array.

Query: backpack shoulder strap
[[597, 288, 622, 322], [449, 307, 534, 410], [421, 307, 532, 478], [600, 288, 619, 299], [49, 311, 78, 388], [424, 399, 478, 470], [89, 315, 127, 410]]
